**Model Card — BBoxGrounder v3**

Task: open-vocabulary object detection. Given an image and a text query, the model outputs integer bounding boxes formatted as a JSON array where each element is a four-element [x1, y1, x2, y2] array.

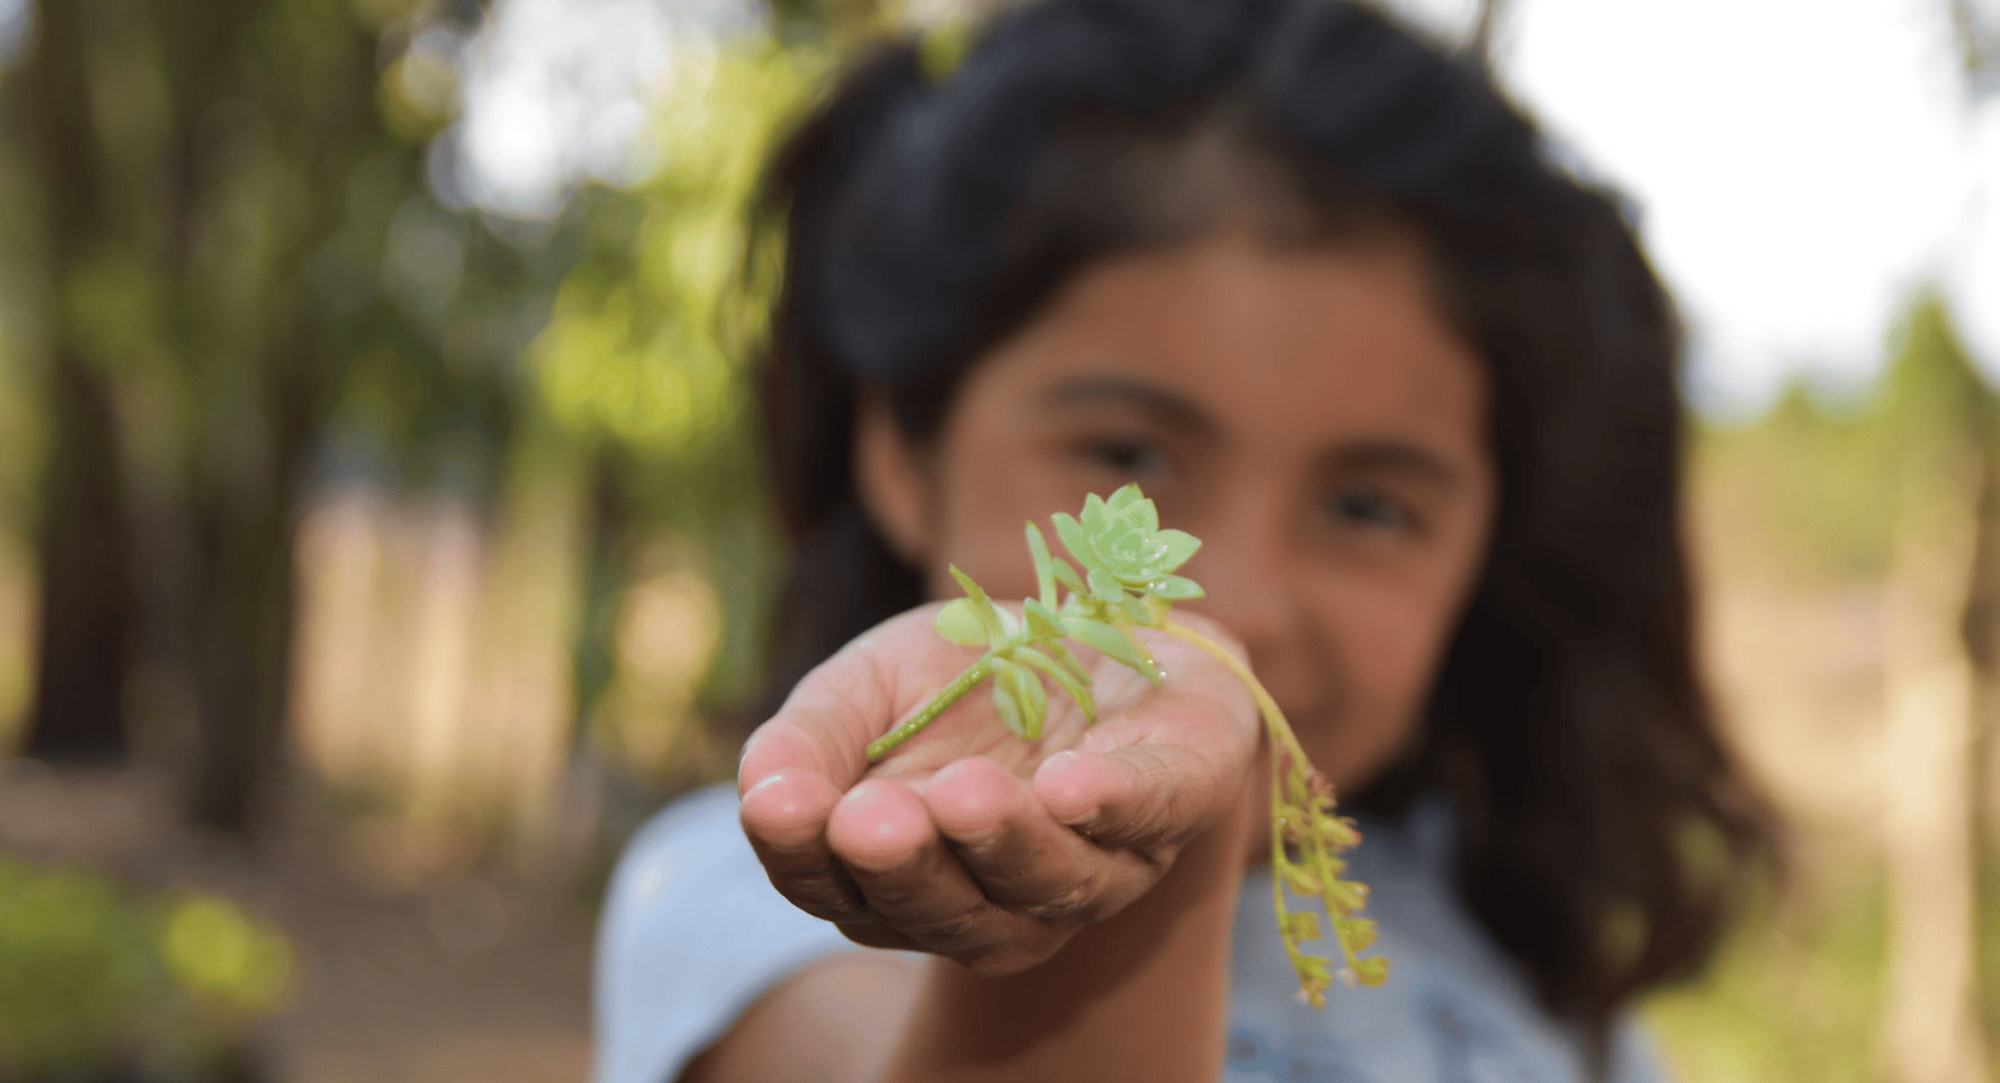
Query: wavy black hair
[[750, 0, 1775, 1067]]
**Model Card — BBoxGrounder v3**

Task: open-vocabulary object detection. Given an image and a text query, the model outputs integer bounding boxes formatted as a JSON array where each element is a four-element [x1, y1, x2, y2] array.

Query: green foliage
[[538, 43, 827, 738], [865, 484, 1387, 1005], [1647, 872, 1886, 1083], [0, 857, 291, 1079], [534, 44, 817, 461], [1697, 291, 1992, 584]]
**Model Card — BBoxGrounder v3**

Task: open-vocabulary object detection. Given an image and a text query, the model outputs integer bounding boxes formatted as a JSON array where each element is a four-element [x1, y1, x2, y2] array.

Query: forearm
[[681, 953, 923, 1083], [883, 808, 1251, 1083], [688, 809, 1249, 1083]]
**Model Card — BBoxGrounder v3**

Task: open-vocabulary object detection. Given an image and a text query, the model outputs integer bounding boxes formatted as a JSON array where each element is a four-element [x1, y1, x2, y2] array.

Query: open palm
[[737, 603, 1259, 976]]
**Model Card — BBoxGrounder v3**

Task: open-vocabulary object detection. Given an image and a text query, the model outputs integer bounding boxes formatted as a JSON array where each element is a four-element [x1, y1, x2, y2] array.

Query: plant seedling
[[864, 483, 1387, 1006]]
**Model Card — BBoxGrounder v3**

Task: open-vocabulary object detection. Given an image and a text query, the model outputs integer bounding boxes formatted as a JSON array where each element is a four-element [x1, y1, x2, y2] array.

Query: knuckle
[[777, 882, 865, 922], [1017, 877, 1096, 923], [901, 907, 987, 952]]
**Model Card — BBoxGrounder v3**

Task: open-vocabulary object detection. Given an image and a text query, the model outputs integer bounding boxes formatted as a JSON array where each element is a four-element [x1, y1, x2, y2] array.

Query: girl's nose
[[1173, 491, 1311, 677]]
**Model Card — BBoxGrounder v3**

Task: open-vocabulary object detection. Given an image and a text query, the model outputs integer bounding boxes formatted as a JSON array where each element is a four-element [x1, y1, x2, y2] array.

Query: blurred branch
[[1950, 0, 2000, 99], [1468, 0, 1510, 71]]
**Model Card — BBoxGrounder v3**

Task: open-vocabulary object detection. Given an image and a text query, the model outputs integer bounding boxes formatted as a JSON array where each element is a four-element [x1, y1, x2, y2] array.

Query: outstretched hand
[[737, 604, 1260, 976]]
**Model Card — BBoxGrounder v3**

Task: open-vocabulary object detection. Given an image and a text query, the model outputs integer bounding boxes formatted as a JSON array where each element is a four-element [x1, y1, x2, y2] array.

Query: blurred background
[[0, 0, 1995, 1080]]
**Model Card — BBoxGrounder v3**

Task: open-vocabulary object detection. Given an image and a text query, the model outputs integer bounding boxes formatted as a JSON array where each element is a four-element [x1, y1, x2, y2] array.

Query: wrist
[[886, 777, 1256, 1083]]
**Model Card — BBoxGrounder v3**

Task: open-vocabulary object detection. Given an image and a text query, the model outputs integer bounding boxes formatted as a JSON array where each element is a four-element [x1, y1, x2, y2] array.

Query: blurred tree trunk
[[1964, 444, 2000, 1061], [151, 0, 314, 832], [182, 340, 321, 831], [19, 0, 139, 763], [1883, 452, 1989, 1083], [1880, 299, 1992, 1083]]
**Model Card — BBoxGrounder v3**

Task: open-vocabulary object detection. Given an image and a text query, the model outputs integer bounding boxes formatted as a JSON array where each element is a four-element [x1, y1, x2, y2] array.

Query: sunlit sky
[[3, 0, 1994, 415], [446, 0, 2000, 415]]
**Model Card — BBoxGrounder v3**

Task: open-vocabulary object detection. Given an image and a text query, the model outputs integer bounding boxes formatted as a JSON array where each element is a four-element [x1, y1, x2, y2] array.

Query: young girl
[[594, 1, 1774, 1080]]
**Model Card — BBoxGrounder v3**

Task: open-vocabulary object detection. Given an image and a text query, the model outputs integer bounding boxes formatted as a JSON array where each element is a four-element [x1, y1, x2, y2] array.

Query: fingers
[[827, 777, 1071, 973], [740, 768, 868, 922], [1033, 744, 1219, 852], [827, 781, 989, 943], [923, 757, 1160, 924], [743, 748, 1231, 974]]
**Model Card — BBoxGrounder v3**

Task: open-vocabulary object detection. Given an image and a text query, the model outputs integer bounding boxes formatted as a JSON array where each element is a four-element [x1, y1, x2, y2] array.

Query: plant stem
[[1164, 619, 1355, 999], [866, 655, 995, 759], [1160, 621, 1309, 764]]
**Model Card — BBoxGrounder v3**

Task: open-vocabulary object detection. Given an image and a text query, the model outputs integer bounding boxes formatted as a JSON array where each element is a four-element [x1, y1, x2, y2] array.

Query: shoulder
[[1223, 799, 1673, 1083], [592, 784, 858, 1083]]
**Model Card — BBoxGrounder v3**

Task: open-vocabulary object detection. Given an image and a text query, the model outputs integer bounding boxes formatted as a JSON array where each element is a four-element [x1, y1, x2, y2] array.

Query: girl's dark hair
[[753, 0, 1776, 1066]]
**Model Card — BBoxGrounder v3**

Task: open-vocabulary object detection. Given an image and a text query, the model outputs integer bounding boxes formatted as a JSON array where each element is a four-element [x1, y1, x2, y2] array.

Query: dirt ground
[[0, 763, 598, 1083]]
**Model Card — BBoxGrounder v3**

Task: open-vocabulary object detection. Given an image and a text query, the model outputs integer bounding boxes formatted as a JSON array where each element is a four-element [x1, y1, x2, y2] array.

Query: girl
[[595, 1, 1774, 1080]]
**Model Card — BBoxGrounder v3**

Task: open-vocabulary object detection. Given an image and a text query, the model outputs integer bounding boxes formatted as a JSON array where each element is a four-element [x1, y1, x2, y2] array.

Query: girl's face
[[857, 229, 1496, 789]]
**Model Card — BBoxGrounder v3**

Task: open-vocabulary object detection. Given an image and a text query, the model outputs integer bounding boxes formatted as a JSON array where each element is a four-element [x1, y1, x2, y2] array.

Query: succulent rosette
[[1051, 485, 1203, 601]]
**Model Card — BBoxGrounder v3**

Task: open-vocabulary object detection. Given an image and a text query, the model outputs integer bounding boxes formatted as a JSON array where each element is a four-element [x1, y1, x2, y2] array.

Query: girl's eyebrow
[[1043, 375, 1460, 489], [1327, 441, 1461, 491], [1038, 375, 1216, 435]]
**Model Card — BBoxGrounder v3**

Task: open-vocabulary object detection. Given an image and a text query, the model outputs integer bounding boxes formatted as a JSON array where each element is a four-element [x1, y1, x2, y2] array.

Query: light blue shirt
[[593, 784, 1668, 1083]]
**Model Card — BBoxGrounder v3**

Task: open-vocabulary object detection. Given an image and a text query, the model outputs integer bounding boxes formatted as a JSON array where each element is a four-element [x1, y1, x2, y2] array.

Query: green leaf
[[994, 657, 1047, 740], [1350, 956, 1390, 987], [1064, 615, 1160, 684], [1312, 816, 1362, 849], [1283, 912, 1322, 944], [1119, 594, 1154, 626], [1022, 597, 1065, 640], [1025, 522, 1057, 610], [1051, 556, 1088, 597], [1294, 953, 1334, 1000], [948, 564, 1007, 647], [1013, 645, 1095, 724], [1279, 861, 1321, 896], [1152, 529, 1201, 571], [1019, 669, 1048, 738], [991, 678, 1026, 739], [1052, 512, 1091, 569], [1150, 574, 1204, 600], [1086, 567, 1125, 604], [1128, 490, 1160, 533], [1335, 917, 1378, 954], [1106, 483, 1144, 513], [935, 598, 990, 647], [1043, 641, 1094, 689], [1326, 878, 1371, 913], [1098, 520, 1139, 555], [1080, 492, 1109, 535]]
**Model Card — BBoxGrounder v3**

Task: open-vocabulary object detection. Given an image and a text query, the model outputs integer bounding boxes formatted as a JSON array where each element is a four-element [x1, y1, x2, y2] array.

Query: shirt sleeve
[[591, 784, 861, 1083]]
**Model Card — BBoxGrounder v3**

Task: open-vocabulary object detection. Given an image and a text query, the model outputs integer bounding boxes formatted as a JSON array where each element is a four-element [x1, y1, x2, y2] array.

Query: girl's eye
[[1081, 438, 1170, 479], [1326, 485, 1410, 533]]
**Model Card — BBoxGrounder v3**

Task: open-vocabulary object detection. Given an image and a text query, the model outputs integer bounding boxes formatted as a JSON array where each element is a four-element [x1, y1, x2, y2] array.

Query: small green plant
[[0, 856, 293, 1080], [865, 483, 1387, 1006]]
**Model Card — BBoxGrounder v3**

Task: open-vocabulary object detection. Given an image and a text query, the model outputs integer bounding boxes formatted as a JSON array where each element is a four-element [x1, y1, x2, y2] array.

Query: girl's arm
[[684, 782, 1254, 1083], [693, 606, 1262, 1082]]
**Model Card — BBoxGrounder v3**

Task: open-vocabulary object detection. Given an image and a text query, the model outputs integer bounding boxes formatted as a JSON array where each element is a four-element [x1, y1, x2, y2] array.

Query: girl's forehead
[[973, 230, 1488, 450]]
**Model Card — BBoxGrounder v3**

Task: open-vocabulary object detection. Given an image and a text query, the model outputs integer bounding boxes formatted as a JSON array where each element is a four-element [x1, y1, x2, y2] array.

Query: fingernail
[[747, 772, 785, 795]]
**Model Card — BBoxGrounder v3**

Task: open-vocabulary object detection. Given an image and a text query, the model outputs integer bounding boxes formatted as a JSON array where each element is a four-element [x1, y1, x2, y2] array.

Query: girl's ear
[[853, 390, 934, 567]]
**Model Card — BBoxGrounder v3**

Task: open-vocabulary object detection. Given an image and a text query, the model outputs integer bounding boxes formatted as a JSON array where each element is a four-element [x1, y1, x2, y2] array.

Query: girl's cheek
[[1307, 572, 1463, 784]]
